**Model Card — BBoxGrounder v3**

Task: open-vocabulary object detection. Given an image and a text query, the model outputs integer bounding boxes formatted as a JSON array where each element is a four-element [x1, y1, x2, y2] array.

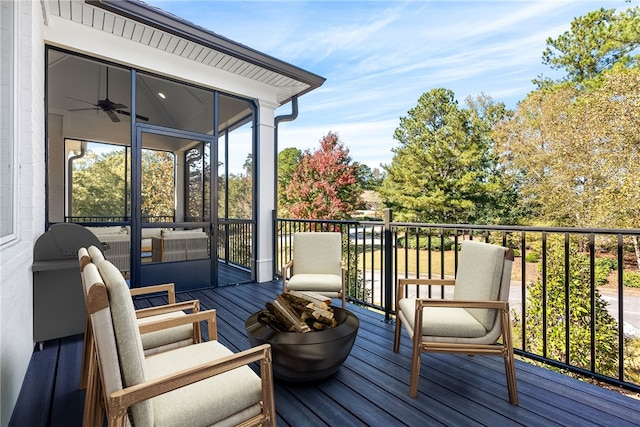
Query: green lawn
[[356, 248, 529, 281]]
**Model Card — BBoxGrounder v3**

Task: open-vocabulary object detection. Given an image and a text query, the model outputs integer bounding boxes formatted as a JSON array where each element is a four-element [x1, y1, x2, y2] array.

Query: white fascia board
[[43, 15, 281, 105]]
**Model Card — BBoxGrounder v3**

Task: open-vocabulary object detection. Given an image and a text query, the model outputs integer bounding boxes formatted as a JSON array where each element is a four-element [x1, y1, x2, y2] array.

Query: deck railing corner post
[[383, 208, 393, 321]]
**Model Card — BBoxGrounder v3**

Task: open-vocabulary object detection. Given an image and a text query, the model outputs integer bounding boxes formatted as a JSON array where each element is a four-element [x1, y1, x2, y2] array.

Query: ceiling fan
[[67, 67, 149, 122]]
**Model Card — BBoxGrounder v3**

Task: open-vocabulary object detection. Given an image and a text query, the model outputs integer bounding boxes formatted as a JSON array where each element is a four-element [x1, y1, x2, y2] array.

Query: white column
[[254, 100, 278, 282]]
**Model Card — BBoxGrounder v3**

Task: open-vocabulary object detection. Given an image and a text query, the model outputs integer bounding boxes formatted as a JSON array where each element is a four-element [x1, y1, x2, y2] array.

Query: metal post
[[383, 208, 393, 322]]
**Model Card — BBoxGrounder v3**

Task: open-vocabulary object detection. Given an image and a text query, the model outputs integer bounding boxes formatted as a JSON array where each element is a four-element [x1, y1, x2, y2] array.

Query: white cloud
[[148, 0, 632, 169]]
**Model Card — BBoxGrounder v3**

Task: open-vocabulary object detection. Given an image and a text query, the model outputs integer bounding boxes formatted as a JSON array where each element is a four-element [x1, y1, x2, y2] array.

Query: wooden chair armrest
[[415, 299, 509, 311], [107, 344, 273, 426], [281, 260, 294, 292], [137, 309, 217, 342], [135, 300, 200, 319], [396, 278, 456, 301], [129, 283, 177, 304], [282, 260, 293, 277]]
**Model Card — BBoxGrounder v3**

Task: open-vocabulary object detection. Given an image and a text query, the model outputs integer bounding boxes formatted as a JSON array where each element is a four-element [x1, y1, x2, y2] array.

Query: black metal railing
[[66, 215, 253, 270], [217, 218, 253, 270], [275, 211, 640, 393], [66, 215, 174, 223]]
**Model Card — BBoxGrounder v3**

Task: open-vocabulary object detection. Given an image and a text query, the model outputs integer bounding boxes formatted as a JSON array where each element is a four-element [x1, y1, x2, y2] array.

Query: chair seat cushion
[[145, 340, 263, 426], [137, 311, 194, 355], [398, 298, 487, 338], [287, 274, 342, 292]]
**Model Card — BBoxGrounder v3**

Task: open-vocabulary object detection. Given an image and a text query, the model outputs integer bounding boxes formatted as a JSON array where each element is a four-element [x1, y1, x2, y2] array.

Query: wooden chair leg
[[79, 319, 92, 389], [409, 338, 422, 397], [83, 350, 103, 426], [393, 314, 402, 353], [502, 309, 518, 405], [503, 347, 518, 405]]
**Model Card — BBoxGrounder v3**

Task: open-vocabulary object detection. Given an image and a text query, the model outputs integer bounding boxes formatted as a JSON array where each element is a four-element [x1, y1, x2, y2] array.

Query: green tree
[[141, 150, 175, 220], [225, 154, 253, 219], [73, 147, 176, 221], [282, 132, 361, 220], [380, 89, 516, 224], [357, 164, 385, 191], [73, 149, 127, 219], [542, 7, 640, 83], [500, 7, 638, 386], [277, 147, 302, 216], [494, 67, 640, 232]]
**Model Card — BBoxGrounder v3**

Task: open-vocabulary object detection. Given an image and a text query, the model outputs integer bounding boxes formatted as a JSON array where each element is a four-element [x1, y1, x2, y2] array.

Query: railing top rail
[[277, 218, 382, 226], [278, 217, 640, 235], [390, 222, 640, 235]]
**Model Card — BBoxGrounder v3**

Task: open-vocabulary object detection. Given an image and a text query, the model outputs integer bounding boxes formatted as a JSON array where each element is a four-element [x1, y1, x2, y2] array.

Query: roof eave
[[85, 0, 326, 93]]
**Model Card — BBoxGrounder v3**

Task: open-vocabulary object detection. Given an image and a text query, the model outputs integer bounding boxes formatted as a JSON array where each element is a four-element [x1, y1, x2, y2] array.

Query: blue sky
[[146, 0, 633, 170]]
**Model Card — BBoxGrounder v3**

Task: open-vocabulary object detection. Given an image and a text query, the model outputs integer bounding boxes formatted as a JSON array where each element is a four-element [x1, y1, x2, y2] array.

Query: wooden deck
[[11, 279, 640, 426]]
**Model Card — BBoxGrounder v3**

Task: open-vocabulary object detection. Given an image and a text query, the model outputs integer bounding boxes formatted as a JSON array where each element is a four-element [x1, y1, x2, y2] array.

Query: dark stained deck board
[[216, 262, 252, 286], [10, 274, 640, 427], [9, 340, 58, 426], [49, 335, 84, 427]]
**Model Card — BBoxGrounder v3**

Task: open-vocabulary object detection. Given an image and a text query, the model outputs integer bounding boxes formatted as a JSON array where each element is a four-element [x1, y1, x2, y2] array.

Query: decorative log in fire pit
[[245, 291, 359, 382], [260, 291, 338, 333]]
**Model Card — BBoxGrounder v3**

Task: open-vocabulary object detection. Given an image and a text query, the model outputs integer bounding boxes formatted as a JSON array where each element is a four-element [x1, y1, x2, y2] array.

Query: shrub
[[522, 239, 619, 377], [396, 235, 455, 251], [525, 252, 540, 263], [596, 257, 618, 271], [594, 257, 618, 286], [624, 271, 640, 288]]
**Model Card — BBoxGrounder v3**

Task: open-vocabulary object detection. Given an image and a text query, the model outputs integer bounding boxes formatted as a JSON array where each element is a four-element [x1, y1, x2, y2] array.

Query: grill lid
[[33, 223, 101, 262]]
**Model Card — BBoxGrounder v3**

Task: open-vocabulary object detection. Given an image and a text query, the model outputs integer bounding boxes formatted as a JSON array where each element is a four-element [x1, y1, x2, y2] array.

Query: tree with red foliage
[[283, 132, 362, 220]]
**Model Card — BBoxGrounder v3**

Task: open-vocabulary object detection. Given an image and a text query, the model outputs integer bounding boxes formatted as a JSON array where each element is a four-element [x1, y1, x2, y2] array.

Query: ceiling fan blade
[[111, 102, 127, 109], [66, 96, 98, 107], [105, 110, 121, 123], [68, 107, 100, 112], [115, 109, 149, 122]]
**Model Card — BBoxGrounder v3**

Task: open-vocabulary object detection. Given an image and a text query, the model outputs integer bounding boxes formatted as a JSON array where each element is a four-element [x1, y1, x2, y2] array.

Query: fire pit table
[[245, 307, 359, 382]]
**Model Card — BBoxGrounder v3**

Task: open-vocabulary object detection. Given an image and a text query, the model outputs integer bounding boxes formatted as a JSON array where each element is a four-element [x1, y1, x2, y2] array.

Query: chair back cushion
[[97, 260, 153, 425], [83, 263, 127, 406], [87, 245, 105, 263], [78, 247, 90, 273], [293, 232, 342, 275], [453, 241, 506, 330]]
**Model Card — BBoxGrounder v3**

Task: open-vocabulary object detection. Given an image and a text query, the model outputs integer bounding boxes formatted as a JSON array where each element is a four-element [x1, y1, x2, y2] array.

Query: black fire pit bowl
[[245, 307, 359, 382]]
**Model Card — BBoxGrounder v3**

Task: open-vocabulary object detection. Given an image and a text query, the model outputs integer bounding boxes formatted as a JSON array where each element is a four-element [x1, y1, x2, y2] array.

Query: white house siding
[[0, 1, 46, 425]]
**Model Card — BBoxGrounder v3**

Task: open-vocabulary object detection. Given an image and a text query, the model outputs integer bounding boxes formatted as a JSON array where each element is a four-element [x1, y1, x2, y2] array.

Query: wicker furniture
[[151, 230, 209, 262], [393, 240, 518, 404], [86, 226, 131, 274]]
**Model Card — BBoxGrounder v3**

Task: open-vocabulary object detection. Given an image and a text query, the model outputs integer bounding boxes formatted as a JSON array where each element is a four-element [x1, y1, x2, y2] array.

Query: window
[[67, 140, 129, 222], [0, 1, 15, 243]]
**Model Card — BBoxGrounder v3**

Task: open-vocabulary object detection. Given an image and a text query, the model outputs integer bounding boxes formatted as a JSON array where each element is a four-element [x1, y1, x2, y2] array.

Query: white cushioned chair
[[82, 255, 275, 427], [78, 247, 202, 388], [281, 232, 346, 307], [393, 240, 518, 404]]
